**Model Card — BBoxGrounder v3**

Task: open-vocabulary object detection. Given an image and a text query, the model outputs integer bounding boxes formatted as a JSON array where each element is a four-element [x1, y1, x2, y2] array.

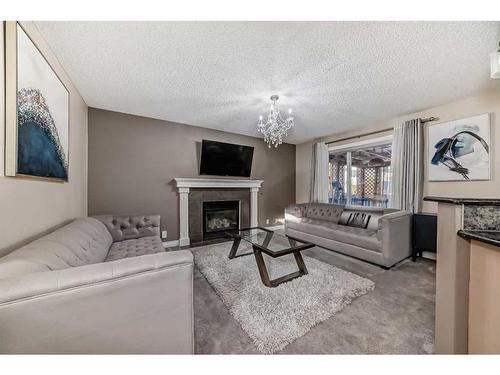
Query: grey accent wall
[[88, 108, 295, 241]]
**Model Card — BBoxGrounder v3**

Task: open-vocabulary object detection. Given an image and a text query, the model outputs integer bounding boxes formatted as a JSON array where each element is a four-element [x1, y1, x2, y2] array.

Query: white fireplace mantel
[[174, 178, 263, 189], [173, 178, 263, 246]]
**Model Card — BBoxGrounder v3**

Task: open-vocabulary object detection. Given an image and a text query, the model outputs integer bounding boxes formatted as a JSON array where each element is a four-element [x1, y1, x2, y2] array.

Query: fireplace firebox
[[202, 200, 240, 240]]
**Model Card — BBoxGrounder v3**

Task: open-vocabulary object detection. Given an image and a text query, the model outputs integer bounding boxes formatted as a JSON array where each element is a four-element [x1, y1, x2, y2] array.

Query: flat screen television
[[200, 140, 254, 177]]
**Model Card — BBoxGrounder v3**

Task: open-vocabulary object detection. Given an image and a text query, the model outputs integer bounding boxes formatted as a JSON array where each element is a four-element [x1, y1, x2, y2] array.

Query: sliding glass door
[[328, 142, 392, 207], [328, 151, 348, 205]]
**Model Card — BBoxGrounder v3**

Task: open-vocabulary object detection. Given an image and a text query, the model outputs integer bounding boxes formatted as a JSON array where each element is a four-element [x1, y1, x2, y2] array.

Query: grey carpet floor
[[192, 243, 436, 354], [193, 242, 375, 353]]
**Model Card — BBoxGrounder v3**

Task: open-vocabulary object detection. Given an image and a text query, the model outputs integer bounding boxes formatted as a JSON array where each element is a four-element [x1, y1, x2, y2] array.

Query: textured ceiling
[[36, 21, 500, 144]]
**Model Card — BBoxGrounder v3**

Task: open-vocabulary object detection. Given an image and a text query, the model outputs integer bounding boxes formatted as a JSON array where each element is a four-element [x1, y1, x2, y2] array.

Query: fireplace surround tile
[[189, 188, 250, 244]]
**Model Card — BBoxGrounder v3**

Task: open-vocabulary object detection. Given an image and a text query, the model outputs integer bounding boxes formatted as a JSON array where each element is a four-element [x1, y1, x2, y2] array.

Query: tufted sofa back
[[302, 204, 398, 230], [0, 218, 112, 279], [294, 203, 398, 230], [93, 214, 160, 242], [305, 203, 345, 223]]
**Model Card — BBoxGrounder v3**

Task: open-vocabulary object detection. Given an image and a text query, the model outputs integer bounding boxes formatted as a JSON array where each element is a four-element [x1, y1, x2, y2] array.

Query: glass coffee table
[[226, 227, 314, 288]]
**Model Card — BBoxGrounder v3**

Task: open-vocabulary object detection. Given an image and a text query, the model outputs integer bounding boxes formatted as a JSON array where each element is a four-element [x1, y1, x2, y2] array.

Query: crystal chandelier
[[257, 95, 294, 148]]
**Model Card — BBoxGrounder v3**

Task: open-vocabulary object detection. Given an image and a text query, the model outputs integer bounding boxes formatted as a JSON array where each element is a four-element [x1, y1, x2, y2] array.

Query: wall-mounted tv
[[200, 140, 254, 177]]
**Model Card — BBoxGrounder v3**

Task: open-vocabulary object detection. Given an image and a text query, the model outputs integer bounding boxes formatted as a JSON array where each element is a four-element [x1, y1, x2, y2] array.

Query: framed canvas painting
[[5, 21, 69, 182], [427, 113, 491, 181]]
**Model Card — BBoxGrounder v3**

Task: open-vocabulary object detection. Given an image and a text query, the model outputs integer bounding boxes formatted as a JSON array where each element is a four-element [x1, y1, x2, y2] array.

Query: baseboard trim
[[162, 240, 180, 248], [163, 227, 283, 248], [422, 251, 437, 260], [265, 225, 284, 231]]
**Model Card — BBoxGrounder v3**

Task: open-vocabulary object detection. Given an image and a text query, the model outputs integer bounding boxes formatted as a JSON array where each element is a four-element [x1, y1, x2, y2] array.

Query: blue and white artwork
[[427, 114, 490, 181], [15, 23, 69, 181]]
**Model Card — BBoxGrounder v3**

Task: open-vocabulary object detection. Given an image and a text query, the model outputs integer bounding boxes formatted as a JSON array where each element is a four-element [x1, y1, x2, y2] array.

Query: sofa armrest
[[285, 204, 307, 219], [0, 250, 193, 354], [285, 204, 308, 232], [378, 210, 412, 229], [93, 214, 161, 242], [0, 250, 192, 303], [378, 211, 412, 266]]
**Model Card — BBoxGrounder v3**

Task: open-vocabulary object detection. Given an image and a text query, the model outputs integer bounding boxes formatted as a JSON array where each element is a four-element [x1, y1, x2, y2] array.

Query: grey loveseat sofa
[[285, 203, 412, 268], [0, 214, 193, 354]]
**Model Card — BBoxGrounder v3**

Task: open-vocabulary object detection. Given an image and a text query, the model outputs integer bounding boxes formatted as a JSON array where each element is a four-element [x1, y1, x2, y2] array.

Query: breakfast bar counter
[[423, 196, 500, 354]]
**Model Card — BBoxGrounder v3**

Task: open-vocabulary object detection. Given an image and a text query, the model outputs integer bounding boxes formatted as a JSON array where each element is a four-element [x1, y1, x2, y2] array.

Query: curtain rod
[[325, 116, 439, 145]]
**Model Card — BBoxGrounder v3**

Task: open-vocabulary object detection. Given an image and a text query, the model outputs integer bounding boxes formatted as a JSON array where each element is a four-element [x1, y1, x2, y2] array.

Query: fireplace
[[202, 200, 240, 240], [174, 178, 262, 246]]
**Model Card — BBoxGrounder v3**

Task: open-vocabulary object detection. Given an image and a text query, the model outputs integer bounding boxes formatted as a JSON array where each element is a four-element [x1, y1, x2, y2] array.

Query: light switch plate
[[161, 230, 167, 239]]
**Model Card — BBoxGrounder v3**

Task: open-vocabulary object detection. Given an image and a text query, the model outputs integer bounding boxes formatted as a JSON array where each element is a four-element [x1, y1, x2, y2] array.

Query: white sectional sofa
[[0, 214, 193, 354]]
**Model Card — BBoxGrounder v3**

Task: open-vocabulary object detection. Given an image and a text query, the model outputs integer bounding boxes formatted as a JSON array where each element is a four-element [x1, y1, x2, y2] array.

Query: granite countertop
[[457, 230, 500, 247], [424, 196, 500, 205], [425, 196, 500, 247]]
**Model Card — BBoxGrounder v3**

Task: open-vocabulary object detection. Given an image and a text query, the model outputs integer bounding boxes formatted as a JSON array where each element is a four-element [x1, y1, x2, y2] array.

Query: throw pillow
[[339, 211, 372, 229]]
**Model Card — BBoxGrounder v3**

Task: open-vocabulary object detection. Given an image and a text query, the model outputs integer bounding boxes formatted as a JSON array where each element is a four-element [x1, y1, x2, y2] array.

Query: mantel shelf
[[173, 178, 263, 189]]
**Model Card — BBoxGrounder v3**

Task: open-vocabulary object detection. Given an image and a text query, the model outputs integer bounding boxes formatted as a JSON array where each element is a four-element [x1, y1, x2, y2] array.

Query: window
[[328, 137, 392, 208]]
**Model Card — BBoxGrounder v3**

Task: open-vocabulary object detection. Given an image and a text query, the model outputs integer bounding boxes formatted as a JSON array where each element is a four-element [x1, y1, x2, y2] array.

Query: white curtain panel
[[390, 119, 424, 212], [310, 142, 329, 203]]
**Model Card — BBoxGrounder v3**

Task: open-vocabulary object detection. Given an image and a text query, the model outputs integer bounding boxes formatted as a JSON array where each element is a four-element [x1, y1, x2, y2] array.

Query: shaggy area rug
[[192, 241, 375, 354]]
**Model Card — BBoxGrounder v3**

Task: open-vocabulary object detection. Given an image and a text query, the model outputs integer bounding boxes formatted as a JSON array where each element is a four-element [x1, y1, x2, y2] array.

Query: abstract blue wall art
[[5, 22, 69, 181], [17, 88, 68, 179], [427, 114, 491, 181]]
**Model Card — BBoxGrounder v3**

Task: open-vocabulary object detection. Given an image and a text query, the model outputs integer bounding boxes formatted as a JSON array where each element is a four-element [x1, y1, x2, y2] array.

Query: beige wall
[[296, 87, 500, 212], [88, 108, 296, 241], [0, 22, 88, 255]]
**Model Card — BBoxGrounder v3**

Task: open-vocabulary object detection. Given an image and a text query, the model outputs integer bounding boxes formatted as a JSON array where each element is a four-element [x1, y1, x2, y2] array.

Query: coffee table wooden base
[[227, 227, 313, 288], [228, 236, 308, 287], [253, 246, 308, 287]]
